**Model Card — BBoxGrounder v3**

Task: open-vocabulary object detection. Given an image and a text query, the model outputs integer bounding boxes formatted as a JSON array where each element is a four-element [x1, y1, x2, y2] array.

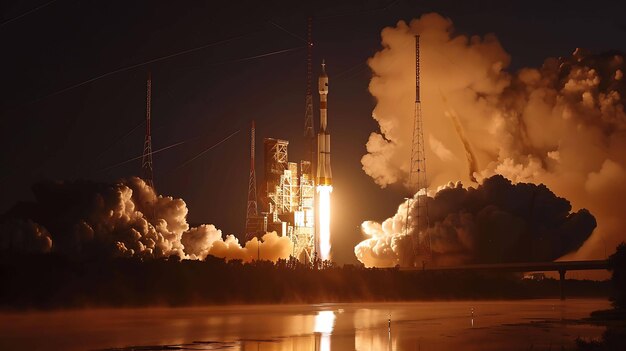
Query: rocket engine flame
[[317, 185, 333, 261]]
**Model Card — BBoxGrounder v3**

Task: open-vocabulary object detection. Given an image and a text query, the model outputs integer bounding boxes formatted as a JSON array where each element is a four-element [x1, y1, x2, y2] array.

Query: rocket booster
[[316, 60, 332, 186]]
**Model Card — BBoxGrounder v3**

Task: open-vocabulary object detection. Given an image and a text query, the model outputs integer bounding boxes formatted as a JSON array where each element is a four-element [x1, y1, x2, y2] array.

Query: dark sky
[[1, 0, 625, 264]]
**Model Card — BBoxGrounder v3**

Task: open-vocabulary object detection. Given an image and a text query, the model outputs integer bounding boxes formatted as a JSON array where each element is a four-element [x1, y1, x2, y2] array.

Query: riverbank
[[575, 308, 626, 350], [0, 253, 611, 310]]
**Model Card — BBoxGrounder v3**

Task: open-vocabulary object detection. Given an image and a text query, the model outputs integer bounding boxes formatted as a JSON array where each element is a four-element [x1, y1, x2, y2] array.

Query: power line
[[317, 0, 400, 20], [16, 41, 303, 112], [6, 1, 402, 111], [268, 20, 307, 43], [0, 0, 58, 27], [209, 46, 304, 66], [27, 33, 249, 105], [173, 130, 240, 171], [96, 141, 186, 174], [93, 118, 145, 161], [69, 117, 146, 179]]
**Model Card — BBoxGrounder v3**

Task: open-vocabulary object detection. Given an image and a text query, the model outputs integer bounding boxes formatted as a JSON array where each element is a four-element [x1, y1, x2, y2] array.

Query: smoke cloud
[[355, 175, 596, 267], [0, 177, 292, 262], [360, 13, 626, 264]]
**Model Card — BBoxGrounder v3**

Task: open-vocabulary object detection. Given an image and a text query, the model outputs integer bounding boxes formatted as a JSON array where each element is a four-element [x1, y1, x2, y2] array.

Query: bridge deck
[[400, 260, 609, 272]]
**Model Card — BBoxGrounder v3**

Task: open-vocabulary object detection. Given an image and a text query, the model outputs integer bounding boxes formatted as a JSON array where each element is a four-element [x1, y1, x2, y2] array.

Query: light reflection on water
[[314, 310, 335, 351], [0, 299, 610, 351]]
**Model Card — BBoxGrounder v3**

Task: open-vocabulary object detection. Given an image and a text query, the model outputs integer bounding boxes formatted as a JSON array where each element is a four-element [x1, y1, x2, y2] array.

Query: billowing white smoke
[[359, 13, 626, 265], [355, 176, 596, 267], [183, 224, 293, 262], [0, 219, 52, 254], [0, 177, 293, 262]]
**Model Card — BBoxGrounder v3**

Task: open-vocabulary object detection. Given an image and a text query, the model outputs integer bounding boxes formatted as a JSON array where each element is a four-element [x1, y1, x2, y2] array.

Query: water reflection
[[314, 310, 336, 334], [0, 300, 610, 351], [314, 310, 336, 351]]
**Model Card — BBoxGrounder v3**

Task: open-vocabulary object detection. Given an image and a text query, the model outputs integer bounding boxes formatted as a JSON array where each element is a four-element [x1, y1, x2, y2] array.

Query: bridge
[[401, 260, 610, 300]]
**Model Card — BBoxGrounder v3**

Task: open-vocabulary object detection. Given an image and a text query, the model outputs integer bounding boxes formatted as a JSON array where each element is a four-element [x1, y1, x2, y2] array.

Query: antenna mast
[[406, 35, 431, 265], [303, 16, 315, 175], [245, 120, 259, 238], [142, 72, 155, 190]]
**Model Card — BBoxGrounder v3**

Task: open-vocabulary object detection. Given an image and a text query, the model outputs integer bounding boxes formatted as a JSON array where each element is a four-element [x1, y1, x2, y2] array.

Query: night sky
[[2, 0, 625, 264]]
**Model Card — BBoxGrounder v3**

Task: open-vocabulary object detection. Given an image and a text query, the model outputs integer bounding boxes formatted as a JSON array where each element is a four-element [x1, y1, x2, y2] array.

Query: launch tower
[[141, 72, 155, 190], [303, 17, 315, 176], [245, 121, 266, 240], [261, 138, 315, 262], [407, 35, 431, 265]]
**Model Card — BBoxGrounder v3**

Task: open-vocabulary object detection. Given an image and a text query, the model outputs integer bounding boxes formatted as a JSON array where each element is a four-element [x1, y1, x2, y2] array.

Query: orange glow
[[317, 185, 333, 261]]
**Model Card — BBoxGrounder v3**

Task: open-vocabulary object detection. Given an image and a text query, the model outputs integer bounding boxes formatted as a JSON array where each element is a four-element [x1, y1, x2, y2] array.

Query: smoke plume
[[360, 13, 626, 264], [355, 175, 596, 267], [0, 177, 292, 262]]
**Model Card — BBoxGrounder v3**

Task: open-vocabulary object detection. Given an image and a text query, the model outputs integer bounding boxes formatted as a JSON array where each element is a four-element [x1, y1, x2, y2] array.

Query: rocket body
[[316, 61, 332, 261], [316, 62, 332, 185]]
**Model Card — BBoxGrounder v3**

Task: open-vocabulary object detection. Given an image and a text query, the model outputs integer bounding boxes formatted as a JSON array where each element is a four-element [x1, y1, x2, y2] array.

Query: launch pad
[[244, 19, 333, 263], [245, 61, 333, 263]]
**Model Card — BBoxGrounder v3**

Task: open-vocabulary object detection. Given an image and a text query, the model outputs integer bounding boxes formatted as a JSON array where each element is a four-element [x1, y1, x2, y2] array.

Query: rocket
[[316, 60, 332, 186]]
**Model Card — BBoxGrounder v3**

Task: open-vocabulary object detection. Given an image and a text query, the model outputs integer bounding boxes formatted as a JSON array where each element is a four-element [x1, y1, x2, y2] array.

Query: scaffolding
[[262, 138, 315, 262]]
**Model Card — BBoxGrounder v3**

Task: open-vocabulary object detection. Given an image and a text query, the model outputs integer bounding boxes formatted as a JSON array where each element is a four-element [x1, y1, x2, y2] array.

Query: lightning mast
[[303, 16, 315, 175], [406, 35, 431, 265], [245, 120, 259, 239], [141, 72, 155, 190]]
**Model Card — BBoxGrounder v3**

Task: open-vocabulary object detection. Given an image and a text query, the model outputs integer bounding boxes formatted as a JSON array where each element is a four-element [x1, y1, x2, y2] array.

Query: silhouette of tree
[[608, 242, 626, 309]]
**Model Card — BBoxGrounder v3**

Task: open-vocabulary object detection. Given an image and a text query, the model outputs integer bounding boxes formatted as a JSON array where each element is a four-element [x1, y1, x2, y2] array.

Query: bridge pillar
[[558, 269, 566, 300]]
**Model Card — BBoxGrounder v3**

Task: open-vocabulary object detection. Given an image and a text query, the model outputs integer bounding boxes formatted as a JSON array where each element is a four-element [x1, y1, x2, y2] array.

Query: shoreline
[[0, 296, 612, 313]]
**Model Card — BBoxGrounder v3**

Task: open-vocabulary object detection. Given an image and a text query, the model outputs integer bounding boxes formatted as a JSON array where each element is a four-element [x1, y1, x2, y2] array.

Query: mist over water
[[0, 300, 609, 350]]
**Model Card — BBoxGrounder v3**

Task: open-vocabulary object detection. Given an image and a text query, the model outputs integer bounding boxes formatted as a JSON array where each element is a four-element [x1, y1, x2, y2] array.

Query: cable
[[216, 46, 304, 65], [28, 33, 249, 105], [92, 118, 145, 161], [317, 0, 400, 20], [0, 0, 58, 27], [96, 141, 185, 174], [173, 130, 240, 171], [268, 20, 307, 43], [334, 61, 368, 80]]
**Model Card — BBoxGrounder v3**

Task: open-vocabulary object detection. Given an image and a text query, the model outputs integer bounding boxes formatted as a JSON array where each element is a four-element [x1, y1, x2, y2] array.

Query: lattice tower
[[407, 35, 431, 263], [141, 72, 155, 190]]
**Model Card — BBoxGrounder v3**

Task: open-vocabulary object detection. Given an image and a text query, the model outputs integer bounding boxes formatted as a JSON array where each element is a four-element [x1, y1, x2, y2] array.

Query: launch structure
[[303, 17, 316, 176], [406, 35, 431, 265], [141, 72, 155, 190], [245, 121, 266, 240], [258, 138, 315, 261], [245, 20, 322, 263], [245, 19, 333, 263]]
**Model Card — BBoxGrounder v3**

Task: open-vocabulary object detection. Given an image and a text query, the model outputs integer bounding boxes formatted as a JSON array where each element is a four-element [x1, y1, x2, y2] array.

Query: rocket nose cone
[[320, 59, 327, 77]]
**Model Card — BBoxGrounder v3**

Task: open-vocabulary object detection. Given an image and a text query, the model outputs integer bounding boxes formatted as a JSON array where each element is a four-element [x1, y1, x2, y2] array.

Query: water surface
[[0, 299, 609, 350]]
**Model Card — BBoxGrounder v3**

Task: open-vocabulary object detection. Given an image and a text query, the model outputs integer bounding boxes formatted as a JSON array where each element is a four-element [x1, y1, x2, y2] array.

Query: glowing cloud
[[360, 13, 626, 264], [0, 177, 293, 263]]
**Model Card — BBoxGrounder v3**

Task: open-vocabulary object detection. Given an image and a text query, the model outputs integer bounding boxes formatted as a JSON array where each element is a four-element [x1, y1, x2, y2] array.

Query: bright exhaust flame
[[317, 185, 333, 261]]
